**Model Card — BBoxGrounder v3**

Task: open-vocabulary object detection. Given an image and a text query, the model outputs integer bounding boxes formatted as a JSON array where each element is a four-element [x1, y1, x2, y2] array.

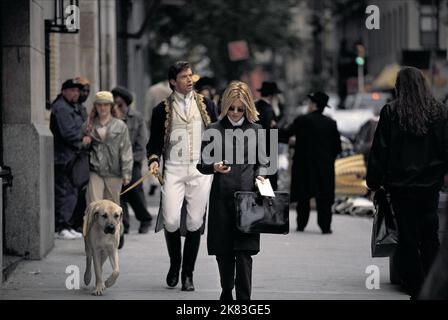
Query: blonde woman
[[82, 91, 133, 207], [197, 81, 267, 301]]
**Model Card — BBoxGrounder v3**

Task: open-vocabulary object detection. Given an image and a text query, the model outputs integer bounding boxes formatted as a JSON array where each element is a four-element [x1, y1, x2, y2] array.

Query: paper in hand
[[256, 178, 276, 197]]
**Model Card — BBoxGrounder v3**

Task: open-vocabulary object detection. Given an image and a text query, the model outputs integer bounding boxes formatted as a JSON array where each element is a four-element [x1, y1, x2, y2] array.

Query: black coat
[[366, 102, 448, 192], [281, 111, 342, 201], [197, 117, 267, 255], [255, 99, 276, 130], [255, 99, 277, 158]]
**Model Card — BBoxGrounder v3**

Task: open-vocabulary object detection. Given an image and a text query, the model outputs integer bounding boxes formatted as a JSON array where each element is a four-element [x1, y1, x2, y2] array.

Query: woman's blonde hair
[[86, 102, 119, 135], [220, 81, 259, 123]]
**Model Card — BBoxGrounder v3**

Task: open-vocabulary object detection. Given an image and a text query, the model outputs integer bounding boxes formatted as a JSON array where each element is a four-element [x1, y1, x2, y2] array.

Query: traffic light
[[356, 57, 365, 66], [355, 44, 365, 66]]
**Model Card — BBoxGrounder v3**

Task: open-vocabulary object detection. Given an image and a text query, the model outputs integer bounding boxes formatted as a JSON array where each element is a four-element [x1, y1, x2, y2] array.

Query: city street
[[2, 0, 448, 305], [0, 207, 408, 300]]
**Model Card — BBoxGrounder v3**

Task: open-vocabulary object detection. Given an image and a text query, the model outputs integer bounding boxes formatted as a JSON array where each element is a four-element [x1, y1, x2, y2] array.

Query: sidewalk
[[0, 209, 408, 300]]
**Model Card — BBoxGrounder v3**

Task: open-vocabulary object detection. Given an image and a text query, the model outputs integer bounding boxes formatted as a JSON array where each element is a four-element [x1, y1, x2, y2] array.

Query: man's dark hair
[[168, 61, 192, 91]]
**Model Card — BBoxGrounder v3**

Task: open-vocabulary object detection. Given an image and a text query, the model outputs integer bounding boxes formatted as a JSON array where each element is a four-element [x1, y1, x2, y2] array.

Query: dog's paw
[[105, 275, 118, 288], [84, 271, 92, 286], [92, 284, 105, 296]]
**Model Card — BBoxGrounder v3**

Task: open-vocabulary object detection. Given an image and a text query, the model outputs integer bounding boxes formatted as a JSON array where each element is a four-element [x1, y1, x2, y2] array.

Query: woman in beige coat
[[82, 91, 133, 206]]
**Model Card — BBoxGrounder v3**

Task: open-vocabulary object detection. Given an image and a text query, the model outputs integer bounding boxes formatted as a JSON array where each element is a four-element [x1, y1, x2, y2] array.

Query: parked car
[[344, 91, 392, 111], [323, 108, 375, 141]]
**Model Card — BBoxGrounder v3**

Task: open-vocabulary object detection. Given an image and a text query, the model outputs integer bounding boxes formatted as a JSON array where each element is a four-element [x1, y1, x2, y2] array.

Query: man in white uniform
[[146, 61, 217, 291]]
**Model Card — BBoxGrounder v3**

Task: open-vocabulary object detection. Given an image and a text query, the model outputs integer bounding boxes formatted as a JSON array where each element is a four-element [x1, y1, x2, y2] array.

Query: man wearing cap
[[112, 86, 153, 234], [280, 91, 342, 234], [255, 81, 282, 190], [50, 78, 85, 240], [146, 61, 217, 292]]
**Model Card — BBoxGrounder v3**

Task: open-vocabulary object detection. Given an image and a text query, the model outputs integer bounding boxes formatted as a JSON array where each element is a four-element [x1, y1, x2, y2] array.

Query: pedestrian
[[112, 86, 153, 234], [50, 78, 85, 240], [280, 91, 342, 234], [70, 76, 91, 233], [367, 66, 448, 299], [255, 81, 282, 190], [82, 91, 133, 248], [146, 61, 217, 291], [197, 81, 267, 301]]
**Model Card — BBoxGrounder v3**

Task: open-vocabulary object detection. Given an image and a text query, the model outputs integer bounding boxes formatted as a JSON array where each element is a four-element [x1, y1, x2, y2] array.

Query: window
[[419, 1, 439, 49]]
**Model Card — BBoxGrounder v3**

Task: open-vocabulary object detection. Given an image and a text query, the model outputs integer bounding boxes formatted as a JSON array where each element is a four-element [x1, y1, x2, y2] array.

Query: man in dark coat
[[255, 81, 282, 190], [280, 91, 342, 234], [50, 78, 85, 239], [146, 61, 217, 292]]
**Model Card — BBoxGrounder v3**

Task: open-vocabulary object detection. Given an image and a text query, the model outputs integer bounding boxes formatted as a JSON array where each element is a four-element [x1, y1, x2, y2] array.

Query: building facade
[[335, 0, 448, 98], [0, 0, 121, 283]]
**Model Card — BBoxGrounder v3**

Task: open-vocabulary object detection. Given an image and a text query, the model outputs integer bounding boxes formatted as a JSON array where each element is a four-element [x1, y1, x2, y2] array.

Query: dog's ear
[[83, 202, 101, 237], [118, 209, 123, 222]]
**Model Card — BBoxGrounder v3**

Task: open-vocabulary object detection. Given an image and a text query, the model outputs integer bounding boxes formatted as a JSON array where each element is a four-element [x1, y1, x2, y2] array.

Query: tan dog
[[83, 200, 123, 296]]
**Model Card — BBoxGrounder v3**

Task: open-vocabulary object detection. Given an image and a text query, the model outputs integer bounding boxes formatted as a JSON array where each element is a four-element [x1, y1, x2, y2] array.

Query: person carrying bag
[[197, 81, 273, 301], [367, 66, 448, 299]]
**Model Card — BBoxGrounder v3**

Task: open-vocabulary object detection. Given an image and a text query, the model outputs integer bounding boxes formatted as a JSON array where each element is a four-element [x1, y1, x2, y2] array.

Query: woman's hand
[[82, 136, 91, 146], [256, 176, 265, 184], [214, 162, 231, 174], [122, 177, 131, 186]]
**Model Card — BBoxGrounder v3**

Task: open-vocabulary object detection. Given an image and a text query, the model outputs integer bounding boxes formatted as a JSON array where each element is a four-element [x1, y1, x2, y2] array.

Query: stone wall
[[1, 0, 54, 259]]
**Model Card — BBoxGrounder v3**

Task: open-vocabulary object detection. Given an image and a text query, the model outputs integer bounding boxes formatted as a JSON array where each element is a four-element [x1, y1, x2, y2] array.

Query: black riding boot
[[181, 229, 201, 291], [164, 229, 182, 287]]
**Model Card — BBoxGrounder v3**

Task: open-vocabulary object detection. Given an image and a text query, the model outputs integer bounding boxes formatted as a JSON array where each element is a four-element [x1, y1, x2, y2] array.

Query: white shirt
[[97, 126, 107, 141], [174, 90, 194, 116], [227, 116, 245, 127]]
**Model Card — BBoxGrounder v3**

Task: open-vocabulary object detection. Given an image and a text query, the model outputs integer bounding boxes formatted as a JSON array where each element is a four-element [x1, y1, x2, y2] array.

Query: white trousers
[[162, 163, 212, 232]]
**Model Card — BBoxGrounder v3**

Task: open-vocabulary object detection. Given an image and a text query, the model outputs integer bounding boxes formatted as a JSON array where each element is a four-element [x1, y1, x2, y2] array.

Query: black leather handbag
[[371, 188, 399, 257], [68, 149, 90, 189], [235, 191, 290, 234]]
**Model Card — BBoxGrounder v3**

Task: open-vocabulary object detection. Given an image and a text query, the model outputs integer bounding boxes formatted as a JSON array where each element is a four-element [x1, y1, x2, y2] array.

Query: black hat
[[61, 78, 83, 90], [111, 86, 133, 106], [257, 81, 282, 96], [308, 91, 330, 108], [195, 76, 215, 91]]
